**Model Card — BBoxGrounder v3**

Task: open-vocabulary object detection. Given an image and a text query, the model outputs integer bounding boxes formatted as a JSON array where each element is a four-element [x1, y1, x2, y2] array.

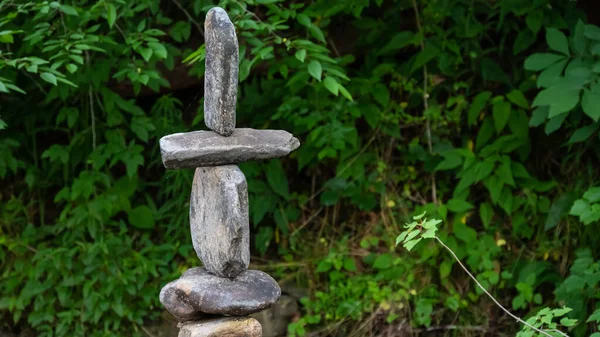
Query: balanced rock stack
[[158, 7, 300, 337]]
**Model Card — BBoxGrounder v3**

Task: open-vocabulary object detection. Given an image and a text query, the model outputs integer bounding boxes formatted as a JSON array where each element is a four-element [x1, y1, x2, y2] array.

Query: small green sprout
[[395, 212, 441, 251]]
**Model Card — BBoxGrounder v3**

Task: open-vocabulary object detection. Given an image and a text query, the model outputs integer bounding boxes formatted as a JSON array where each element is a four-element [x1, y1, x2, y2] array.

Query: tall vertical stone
[[204, 7, 238, 136], [190, 165, 249, 278]]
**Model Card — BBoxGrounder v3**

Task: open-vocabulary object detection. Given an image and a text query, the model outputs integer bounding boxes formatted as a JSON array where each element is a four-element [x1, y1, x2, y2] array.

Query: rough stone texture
[[179, 317, 262, 337], [204, 7, 238, 136], [160, 268, 281, 321], [159, 128, 300, 169], [190, 165, 249, 278]]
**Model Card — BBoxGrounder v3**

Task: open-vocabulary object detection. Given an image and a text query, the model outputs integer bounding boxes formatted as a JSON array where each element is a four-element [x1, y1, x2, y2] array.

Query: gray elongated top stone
[[190, 165, 249, 278], [204, 7, 238, 136], [159, 128, 300, 169]]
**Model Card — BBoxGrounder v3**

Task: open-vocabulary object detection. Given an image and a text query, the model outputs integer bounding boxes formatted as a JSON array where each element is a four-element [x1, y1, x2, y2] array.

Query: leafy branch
[[396, 213, 573, 337]]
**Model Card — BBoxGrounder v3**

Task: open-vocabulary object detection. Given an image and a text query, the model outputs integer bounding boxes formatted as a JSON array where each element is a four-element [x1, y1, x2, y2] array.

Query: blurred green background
[[1, 0, 600, 336]]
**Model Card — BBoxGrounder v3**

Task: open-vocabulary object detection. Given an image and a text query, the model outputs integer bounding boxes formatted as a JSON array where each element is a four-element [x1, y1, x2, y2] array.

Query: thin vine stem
[[411, 0, 437, 204], [433, 236, 569, 337]]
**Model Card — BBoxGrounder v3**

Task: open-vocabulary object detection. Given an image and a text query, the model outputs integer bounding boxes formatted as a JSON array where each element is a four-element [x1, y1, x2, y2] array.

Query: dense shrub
[[1, 0, 599, 336]]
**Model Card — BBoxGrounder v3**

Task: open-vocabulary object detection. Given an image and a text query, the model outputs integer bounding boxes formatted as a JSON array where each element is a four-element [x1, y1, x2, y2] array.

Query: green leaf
[[537, 60, 567, 88], [581, 89, 600, 121], [533, 88, 580, 118], [404, 238, 422, 251], [583, 187, 600, 202], [492, 101, 511, 133], [0, 80, 7, 93], [40, 72, 57, 86], [59, 4, 78, 16], [526, 10, 543, 34], [546, 194, 576, 230], [372, 83, 389, 107], [338, 84, 353, 101], [139, 48, 152, 61], [479, 202, 493, 228], [106, 4, 116, 28], [524, 53, 566, 71], [378, 31, 414, 55], [447, 199, 474, 213], [266, 160, 289, 200], [568, 124, 599, 144], [513, 30, 536, 55], [587, 309, 600, 323], [373, 253, 394, 268], [297, 14, 311, 28], [546, 28, 570, 56], [506, 90, 529, 108], [323, 77, 339, 96], [66, 64, 78, 74], [127, 205, 155, 229], [411, 44, 440, 73], [307, 60, 322, 81], [468, 91, 492, 126], [584, 24, 600, 40], [484, 175, 504, 204], [436, 151, 462, 171], [295, 49, 306, 62], [545, 112, 568, 135]]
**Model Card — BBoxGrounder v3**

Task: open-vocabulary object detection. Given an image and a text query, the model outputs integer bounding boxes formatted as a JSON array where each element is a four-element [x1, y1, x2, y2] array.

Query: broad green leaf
[[0, 80, 7, 93], [266, 160, 289, 200], [403, 238, 422, 251], [524, 53, 566, 71], [447, 199, 474, 213], [492, 101, 511, 133], [537, 60, 567, 88], [378, 31, 414, 55], [546, 28, 570, 56], [532, 88, 579, 118], [583, 187, 600, 202], [297, 14, 311, 28], [295, 49, 306, 62], [545, 194, 576, 230], [59, 4, 78, 16], [127, 205, 155, 229], [475, 160, 495, 182], [107, 4, 117, 28], [497, 160, 515, 187], [584, 24, 600, 40], [572, 20, 587, 55], [479, 202, 493, 228], [323, 77, 339, 96], [545, 112, 568, 135], [513, 30, 535, 55], [66, 64, 77, 74], [436, 151, 462, 171], [40, 72, 57, 86], [506, 90, 529, 108], [581, 89, 600, 121], [372, 253, 394, 268], [468, 91, 492, 126], [372, 83, 389, 107], [476, 117, 495, 150], [526, 10, 543, 34], [568, 124, 599, 144], [307, 60, 322, 81], [587, 309, 600, 323], [484, 175, 504, 204], [411, 44, 439, 73], [139, 48, 152, 61]]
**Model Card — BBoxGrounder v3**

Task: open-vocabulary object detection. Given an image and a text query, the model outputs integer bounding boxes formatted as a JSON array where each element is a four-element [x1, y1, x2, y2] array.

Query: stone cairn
[[158, 7, 300, 337]]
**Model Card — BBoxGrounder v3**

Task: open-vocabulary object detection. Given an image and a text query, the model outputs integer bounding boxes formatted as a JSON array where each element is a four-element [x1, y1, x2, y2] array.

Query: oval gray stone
[[160, 268, 281, 321], [190, 165, 249, 278], [204, 7, 238, 136]]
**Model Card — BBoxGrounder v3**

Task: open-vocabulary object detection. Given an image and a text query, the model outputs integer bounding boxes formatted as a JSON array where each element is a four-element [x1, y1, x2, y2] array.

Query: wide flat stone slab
[[159, 128, 300, 169], [160, 268, 281, 321], [179, 317, 262, 337], [190, 165, 249, 278]]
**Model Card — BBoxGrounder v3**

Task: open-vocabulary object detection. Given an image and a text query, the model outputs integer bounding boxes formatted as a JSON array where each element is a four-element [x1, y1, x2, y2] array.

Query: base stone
[[179, 317, 262, 337]]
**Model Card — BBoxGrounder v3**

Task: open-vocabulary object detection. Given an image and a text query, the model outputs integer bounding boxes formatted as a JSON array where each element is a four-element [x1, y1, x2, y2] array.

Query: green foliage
[[517, 307, 577, 337], [2, 0, 600, 336]]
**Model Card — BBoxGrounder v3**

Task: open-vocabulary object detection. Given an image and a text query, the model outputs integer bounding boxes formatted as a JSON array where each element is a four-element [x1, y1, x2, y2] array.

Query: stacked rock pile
[[158, 7, 300, 337]]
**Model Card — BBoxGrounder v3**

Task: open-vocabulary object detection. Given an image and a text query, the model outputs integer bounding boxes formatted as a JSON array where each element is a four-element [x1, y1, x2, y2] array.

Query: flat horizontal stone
[[179, 317, 261, 337], [159, 128, 300, 169], [190, 165, 249, 278], [160, 268, 281, 321]]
